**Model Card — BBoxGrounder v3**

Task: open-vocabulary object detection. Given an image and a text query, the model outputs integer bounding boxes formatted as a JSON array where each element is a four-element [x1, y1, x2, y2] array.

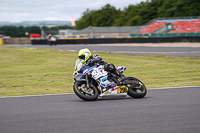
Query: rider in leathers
[[74, 48, 126, 82]]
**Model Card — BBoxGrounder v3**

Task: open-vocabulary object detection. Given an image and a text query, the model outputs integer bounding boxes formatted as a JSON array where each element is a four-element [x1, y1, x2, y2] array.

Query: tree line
[[0, 25, 74, 37], [76, 0, 200, 29]]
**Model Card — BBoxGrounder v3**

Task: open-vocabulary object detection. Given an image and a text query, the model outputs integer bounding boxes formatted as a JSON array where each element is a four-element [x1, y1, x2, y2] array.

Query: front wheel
[[73, 81, 99, 101], [126, 77, 147, 98]]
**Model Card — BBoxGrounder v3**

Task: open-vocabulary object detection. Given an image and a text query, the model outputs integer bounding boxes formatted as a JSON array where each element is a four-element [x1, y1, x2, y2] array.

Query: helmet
[[78, 48, 91, 63]]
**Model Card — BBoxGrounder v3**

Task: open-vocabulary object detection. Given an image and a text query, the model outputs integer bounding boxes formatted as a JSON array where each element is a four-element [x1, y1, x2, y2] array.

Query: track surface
[[2, 44, 200, 57], [0, 87, 200, 133]]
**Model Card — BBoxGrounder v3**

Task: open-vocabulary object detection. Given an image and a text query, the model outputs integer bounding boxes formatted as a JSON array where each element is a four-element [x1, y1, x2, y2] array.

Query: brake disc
[[81, 84, 94, 95]]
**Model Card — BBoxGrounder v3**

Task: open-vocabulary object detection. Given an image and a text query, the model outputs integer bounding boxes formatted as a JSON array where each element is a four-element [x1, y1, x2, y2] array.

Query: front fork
[[85, 74, 90, 89], [85, 74, 101, 92]]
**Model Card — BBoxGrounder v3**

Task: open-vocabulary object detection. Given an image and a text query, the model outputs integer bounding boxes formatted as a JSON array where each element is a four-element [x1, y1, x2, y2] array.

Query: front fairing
[[74, 65, 98, 81], [80, 65, 99, 74], [74, 73, 86, 82]]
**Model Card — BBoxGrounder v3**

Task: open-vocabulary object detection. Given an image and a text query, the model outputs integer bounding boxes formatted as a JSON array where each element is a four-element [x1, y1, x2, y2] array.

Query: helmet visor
[[79, 55, 85, 60]]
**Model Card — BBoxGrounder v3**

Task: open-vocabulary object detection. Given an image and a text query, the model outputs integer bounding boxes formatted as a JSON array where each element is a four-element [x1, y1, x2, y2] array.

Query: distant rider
[[48, 34, 57, 46], [73, 48, 126, 82]]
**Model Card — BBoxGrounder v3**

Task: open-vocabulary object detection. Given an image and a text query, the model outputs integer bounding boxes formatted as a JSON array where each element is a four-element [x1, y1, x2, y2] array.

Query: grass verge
[[0, 46, 200, 97]]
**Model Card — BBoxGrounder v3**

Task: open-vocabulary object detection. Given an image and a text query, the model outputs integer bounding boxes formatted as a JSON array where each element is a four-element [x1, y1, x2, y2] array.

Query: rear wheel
[[73, 81, 99, 101], [126, 77, 147, 98]]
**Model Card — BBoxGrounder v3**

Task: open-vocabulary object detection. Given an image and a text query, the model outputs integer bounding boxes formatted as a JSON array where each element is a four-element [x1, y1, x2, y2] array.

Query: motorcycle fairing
[[91, 65, 108, 79], [74, 73, 86, 81], [77, 65, 128, 97], [99, 85, 128, 97], [99, 76, 115, 88], [81, 65, 98, 74], [117, 66, 126, 73]]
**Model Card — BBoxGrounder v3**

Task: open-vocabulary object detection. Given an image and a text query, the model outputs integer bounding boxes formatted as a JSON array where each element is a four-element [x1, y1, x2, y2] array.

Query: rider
[[74, 48, 126, 81]]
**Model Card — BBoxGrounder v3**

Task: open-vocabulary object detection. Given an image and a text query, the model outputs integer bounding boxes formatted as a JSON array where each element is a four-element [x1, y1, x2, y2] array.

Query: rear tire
[[73, 81, 99, 101], [127, 77, 147, 98]]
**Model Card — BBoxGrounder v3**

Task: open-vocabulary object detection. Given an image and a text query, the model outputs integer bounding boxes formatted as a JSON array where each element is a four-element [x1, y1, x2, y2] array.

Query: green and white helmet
[[78, 48, 91, 63]]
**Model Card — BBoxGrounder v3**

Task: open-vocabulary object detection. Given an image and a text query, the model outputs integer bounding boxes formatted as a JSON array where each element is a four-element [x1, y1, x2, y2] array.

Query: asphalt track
[[1, 44, 200, 57], [0, 86, 200, 133]]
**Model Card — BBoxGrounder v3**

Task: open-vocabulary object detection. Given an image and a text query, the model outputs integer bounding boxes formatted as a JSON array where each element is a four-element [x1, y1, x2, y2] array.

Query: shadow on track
[[71, 96, 151, 102]]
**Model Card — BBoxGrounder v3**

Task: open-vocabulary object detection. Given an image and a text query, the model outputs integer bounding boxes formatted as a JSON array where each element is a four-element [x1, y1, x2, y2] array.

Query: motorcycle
[[73, 63, 147, 101]]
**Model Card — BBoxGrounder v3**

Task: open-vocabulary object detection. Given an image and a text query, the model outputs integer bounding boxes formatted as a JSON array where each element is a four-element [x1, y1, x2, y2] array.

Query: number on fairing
[[92, 66, 107, 79]]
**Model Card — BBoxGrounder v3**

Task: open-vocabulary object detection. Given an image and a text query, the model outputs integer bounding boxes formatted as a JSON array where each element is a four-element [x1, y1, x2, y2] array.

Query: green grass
[[0, 46, 200, 97]]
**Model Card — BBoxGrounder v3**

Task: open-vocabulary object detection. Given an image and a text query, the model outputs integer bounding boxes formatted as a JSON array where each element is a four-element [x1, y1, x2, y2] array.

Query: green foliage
[[0, 25, 75, 37], [76, 4, 121, 29], [158, 0, 200, 17], [76, 9, 95, 30], [77, 0, 200, 29], [0, 26, 41, 37]]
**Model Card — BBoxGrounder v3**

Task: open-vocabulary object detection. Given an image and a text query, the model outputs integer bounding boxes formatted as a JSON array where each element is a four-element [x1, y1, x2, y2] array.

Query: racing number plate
[[117, 86, 128, 93], [91, 66, 107, 79]]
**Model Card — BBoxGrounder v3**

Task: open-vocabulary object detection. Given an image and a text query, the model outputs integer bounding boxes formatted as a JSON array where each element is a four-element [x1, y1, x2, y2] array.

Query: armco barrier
[[31, 37, 200, 45]]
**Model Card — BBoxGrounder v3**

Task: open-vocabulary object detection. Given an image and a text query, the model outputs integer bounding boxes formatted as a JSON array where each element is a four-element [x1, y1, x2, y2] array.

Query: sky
[[0, 0, 146, 22]]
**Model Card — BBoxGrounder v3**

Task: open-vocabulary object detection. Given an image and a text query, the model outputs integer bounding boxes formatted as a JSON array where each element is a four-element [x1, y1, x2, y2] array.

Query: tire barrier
[[31, 37, 200, 45]]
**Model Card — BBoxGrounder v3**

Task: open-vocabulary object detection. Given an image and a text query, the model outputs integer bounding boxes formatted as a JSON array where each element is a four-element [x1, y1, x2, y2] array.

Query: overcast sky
[[0, 0, 146, 22]]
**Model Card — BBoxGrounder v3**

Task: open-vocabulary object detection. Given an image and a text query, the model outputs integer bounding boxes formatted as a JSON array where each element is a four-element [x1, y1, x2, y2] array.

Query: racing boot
[[117, 71, 126, 83]]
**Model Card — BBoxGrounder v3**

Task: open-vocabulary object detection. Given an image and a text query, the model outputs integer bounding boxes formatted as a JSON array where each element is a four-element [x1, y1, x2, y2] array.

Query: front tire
[[73, 81, 99, 101], [127, 77, 147, 98]]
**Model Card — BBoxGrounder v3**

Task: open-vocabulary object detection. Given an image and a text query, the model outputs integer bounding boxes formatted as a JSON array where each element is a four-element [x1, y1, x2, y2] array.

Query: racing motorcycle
[[73, 63, 147, 101]]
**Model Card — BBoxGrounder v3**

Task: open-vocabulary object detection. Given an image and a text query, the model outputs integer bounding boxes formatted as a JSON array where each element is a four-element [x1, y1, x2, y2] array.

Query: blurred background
[[0, 0, 200, 44]]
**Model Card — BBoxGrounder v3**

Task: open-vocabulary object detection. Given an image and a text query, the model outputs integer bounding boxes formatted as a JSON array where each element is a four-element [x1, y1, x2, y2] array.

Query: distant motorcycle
[[73, 64, 147, 101]]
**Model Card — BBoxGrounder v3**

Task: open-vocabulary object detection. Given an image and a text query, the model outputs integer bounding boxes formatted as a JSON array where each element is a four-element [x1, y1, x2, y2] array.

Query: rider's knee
[[104, 63, 116, 73]]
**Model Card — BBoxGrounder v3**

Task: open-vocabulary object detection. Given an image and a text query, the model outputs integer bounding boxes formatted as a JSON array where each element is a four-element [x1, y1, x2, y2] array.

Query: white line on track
[[0, 86, 199, 99], [111, 51, 200, 54], [150, 86, 200, 90]]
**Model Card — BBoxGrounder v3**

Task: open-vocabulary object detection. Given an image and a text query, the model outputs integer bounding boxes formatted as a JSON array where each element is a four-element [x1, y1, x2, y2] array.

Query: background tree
[[76, 4, 121, 29], [77, 0, 200, 29], [76, 9, 95, 30], [0, 25, 75, 37]]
